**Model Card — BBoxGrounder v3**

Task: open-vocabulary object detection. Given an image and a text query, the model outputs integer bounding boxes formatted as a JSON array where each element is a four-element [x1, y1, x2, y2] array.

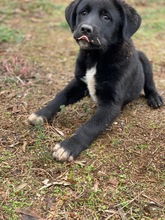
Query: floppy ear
[[65, 0, 80, 32], [119, 1, 141, 39]]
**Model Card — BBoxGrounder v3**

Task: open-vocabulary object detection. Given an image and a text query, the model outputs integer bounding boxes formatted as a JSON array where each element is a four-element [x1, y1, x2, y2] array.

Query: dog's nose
[[81, 24, 93, 35]]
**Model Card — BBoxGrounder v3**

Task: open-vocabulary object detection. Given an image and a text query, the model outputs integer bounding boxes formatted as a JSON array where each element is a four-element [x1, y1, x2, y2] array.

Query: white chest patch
[[81, 65, 97, 103]]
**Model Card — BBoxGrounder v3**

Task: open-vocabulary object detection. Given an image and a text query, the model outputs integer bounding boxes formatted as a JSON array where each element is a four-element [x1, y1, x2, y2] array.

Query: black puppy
[[28, 0, 164, 162]]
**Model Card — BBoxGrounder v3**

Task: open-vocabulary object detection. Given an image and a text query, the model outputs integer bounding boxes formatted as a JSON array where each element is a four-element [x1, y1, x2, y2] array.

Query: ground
[[0, 0, 165, 219]]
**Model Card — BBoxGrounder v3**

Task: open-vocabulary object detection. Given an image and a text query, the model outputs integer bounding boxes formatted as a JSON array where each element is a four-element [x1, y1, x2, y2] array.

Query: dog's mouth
[[77, 35, 90, 43], [75, 35, 101, 50]]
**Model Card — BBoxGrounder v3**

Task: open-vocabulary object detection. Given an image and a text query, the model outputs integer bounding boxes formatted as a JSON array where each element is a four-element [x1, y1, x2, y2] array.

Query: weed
[[1, 180, 33, 219], [60, 105, 66, 113], [4, 76, 16, 84], [0, 25, 23, 43], [136, 144, 148, 149], [85, 150, 94, 158], [111, 137, 122, 146], [3, 199, 32, 220]]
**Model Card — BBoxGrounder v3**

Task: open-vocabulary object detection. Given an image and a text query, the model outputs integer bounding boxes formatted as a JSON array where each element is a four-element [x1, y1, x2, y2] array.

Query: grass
[[24, 1, 66, 15], [136, 7, 165, 38], [0, 0, 165, 219], [0, 0, 66, 15], [0, 25, 23, 43]]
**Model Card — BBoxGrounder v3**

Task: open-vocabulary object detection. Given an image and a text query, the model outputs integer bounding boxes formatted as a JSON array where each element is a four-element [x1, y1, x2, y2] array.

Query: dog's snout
[[81, 24, 93, 35]]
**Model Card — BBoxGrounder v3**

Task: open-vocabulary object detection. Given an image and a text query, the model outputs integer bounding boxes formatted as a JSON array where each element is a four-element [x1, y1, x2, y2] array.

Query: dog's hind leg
[[138, 51, 164, 108]]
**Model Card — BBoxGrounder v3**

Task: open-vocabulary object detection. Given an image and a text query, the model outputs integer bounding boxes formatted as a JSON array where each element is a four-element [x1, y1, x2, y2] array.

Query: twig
[[115, 190, 144, 210], [74, 160, 86, 167], [32, 168, 53, 179], [39, 180, 71, 190], [118, 207, 127, 220], [105, 210, 117, 220], [141, 194, 164, 208], [16, 76, 25, 85], [54, 127, 65, 137]]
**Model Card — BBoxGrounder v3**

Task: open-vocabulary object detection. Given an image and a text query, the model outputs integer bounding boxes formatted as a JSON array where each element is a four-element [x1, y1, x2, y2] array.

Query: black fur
[[29, 0, 164, 162]]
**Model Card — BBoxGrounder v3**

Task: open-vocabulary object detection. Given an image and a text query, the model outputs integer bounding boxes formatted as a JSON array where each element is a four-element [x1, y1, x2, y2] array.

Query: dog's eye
[[81, 10, 88, 16], [102, 15, 111, 20], [101, 10, 112, 21]]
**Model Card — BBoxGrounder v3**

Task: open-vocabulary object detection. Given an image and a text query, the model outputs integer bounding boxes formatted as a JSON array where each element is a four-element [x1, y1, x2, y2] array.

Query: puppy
[[28, 0, 164, 162]]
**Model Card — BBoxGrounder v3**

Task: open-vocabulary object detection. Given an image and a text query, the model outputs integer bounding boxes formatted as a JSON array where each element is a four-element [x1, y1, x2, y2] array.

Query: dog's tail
[[138, 50, 163, 108]]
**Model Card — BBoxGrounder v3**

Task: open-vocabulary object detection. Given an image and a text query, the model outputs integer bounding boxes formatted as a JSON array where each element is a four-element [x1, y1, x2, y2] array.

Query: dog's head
[[65, 0, 141, 51]]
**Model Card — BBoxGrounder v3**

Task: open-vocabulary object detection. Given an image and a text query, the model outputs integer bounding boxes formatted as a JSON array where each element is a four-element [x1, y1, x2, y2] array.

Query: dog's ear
[[119, 1, 141, 39], [65, 0, 80, 32]]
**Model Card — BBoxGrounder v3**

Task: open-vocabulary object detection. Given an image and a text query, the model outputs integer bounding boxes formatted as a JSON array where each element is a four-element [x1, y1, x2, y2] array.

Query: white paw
[[28, 113, 44, 125], [52, 143, 74, 162]]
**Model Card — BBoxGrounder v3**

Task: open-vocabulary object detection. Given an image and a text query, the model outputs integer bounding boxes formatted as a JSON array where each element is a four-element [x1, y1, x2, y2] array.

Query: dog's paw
[[147, 94, 164, 109], [52, 138, 84, 162], [28, 113, 44, 125], [53, 143, 74, 162]]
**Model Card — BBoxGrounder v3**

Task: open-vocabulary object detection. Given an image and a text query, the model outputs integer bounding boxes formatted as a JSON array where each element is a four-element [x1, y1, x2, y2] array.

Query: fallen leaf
[[42, 179, 50, 185], [22, 141, 28, 153], [92, 182, 99, 192], [109, 178, 118, 186], [15, 183, 27, 192], [74, 160, 86, 167], [39, 181, 71, 190], [16, 208, 45, 220]]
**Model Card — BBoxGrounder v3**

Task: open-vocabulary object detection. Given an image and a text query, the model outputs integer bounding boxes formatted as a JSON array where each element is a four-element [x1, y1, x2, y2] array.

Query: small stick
[[141, 194, 164, 208]]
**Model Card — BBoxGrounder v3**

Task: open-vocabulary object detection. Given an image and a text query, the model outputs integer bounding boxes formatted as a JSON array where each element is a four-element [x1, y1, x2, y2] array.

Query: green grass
[[0, 1, 20, 15], [0, 25, 23, 43], [23, 1, 66, 15], [134, 6, 165, 39], [147, 0, 165, 2], [0, 0, 65, 15]]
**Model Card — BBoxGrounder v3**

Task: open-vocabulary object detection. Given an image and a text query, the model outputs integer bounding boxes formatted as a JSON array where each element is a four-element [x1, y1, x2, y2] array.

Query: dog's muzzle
[[74, 24, 102, 50]]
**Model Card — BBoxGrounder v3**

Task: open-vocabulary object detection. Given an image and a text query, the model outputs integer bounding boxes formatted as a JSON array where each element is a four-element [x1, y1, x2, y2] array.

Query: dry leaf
[[39, 181, 71, 190], [92, 182, 99, 192], [22, 141, 28, 153], [15, 183, 27, 192], [16, 208, 45, 220]]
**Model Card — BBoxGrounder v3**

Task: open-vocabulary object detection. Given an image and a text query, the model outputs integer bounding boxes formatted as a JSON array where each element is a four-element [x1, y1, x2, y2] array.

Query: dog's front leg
[[53, 104, 121, 162], [28, 78, 87, 125]]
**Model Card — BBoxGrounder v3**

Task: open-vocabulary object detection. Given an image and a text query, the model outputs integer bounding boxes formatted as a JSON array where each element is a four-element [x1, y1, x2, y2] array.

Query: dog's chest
[[81, 65, 97, 103]]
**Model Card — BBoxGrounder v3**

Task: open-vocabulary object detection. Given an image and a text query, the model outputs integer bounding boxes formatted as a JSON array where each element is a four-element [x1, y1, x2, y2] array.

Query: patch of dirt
[[0, 0, 164, 219]]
